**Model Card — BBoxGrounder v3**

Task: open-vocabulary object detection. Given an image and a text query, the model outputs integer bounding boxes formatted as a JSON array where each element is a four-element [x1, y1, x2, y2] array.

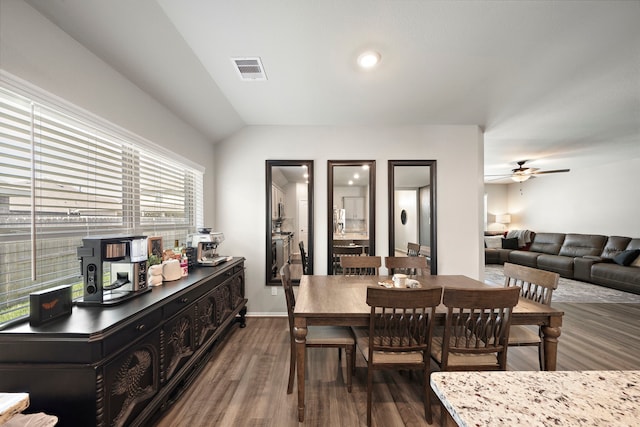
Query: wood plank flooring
[[153, 302, 640, 427]]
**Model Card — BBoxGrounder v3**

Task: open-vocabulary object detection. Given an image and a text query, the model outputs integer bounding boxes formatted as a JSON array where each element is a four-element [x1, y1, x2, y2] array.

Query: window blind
[[0, 85, 204, 325]]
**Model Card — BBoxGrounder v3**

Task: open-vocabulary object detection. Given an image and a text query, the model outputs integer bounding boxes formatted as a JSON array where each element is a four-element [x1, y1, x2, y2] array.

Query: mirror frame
[[388, 160, 437, 274], [327, 160, 376, 274], [266, 160, 314, 285]]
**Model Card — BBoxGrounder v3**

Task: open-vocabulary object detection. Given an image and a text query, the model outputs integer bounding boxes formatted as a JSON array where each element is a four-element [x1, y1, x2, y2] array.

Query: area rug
[[484, 264, 640, 303]]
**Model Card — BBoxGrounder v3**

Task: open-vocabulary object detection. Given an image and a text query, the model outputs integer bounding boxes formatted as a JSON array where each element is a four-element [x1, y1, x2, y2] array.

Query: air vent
[[231, 57, 267, 81]]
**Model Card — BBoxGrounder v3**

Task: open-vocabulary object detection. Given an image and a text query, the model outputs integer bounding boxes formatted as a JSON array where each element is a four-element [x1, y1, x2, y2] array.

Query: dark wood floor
[[153, 302, 640, 427]]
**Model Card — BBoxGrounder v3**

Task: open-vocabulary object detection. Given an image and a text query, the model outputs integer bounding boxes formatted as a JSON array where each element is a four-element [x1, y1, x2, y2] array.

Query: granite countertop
[[430, 370, 640, 426]]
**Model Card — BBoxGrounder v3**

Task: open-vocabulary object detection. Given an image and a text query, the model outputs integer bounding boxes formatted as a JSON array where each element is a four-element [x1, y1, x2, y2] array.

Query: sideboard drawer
[[103, 309, 162, 356]]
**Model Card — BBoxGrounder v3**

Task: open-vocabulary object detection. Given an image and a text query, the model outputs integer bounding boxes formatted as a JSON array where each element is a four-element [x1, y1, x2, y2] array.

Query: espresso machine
[[76, 235, 150, 306], [187, 229, 229, 266]]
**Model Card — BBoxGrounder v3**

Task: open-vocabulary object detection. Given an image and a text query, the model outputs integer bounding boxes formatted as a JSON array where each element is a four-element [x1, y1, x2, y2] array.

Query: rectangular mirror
[[388, 160, 437, 274], [266, 160, 313, 285], [328, 160, 375, 275]]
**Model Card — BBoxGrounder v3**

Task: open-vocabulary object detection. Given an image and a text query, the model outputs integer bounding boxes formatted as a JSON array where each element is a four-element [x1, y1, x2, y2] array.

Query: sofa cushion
[[502, 237, 519, 249], [529, 233, 566, 255], [537, 254, 575, 278], [613, 249, 640, 266], [626, 239, 640, 251], [591, 263, 640, 294], [601, 236, 632, 259], [484, 236, 502, 249], [485, 248, 512, 265], [508, 250, 542, 268], [558, 234, 607, 258]]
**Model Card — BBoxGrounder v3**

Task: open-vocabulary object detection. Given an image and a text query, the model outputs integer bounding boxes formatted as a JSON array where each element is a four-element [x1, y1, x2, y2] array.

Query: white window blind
[[0, 84, 204, 326]]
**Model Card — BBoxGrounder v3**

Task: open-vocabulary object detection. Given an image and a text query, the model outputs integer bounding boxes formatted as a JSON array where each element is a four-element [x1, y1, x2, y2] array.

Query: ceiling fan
[[486, 160, 570, 183]]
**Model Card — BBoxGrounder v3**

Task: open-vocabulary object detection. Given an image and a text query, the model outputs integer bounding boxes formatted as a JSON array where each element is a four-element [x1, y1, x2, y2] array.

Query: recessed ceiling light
[[357, 51, 381, 69]]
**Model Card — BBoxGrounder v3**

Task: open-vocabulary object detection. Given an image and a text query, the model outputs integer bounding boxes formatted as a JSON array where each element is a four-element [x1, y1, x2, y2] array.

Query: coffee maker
[[76, 235, 150, 306]]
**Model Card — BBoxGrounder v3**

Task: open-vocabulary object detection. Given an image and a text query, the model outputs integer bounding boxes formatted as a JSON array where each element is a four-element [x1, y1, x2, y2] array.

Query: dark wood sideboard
[[0, 257, 247, 427]]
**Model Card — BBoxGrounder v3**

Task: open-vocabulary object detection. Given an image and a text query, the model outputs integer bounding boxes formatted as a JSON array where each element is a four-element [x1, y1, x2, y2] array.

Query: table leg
[[293, 322, 308, 422], [541, 324, 561, 371]]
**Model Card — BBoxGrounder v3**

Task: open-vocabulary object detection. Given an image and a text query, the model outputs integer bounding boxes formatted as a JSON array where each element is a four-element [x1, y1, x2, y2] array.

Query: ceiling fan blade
[[533, 169, 570, 175]]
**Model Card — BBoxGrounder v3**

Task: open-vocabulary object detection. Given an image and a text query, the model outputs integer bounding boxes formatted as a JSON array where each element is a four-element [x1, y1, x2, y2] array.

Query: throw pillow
[[484, 236, 502, 249], [613, 249, 640, 266], [632, 253, 640, 268], [502, 237, 519, 249]]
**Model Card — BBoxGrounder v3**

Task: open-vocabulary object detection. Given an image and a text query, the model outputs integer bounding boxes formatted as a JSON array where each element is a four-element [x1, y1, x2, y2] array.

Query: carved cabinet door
[[229, 272, 245, 310], [161, 306, 196, 383], [102, 329, 160, 427]]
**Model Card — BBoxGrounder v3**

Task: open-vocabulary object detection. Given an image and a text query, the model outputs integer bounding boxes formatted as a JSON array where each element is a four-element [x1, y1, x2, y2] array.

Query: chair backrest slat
[[299, 241, 308, 275], [341, 255, 381, 276], [503, 263, 559, 306], [366, 287, 442, 353], [384, 256, 429, 276], [440, 287, 520, 368], [407, 242, 420, 256]]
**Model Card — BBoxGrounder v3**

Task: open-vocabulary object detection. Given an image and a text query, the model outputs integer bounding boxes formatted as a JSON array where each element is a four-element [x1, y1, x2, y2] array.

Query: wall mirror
[[388, 160, 437, 274], [327, 160, 376, 275], [266, 160, 313, 285]]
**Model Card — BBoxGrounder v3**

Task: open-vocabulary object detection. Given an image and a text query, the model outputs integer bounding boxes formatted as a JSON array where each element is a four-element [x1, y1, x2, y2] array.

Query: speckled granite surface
[[431, 370, 640, 426]]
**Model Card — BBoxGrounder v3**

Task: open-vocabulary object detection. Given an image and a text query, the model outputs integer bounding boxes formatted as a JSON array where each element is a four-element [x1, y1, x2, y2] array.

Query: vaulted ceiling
[[25, 0, 640, 182]]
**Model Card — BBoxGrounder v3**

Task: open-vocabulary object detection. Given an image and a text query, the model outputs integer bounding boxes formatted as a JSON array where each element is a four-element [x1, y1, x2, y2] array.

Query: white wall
[[394, 189, 419, 253], [214, 125, 484, 315], [506, 158, 640, 235], [0, 0, 217, 225], [485, 184, 509, 232]]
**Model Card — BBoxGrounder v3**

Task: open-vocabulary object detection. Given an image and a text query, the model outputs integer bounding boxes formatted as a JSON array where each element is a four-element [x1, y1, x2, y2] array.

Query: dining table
[[293, 274, 564, 422]]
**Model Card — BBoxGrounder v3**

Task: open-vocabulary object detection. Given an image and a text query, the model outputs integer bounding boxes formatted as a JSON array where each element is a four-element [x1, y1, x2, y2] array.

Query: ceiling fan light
[[511, 174, 531, 183]]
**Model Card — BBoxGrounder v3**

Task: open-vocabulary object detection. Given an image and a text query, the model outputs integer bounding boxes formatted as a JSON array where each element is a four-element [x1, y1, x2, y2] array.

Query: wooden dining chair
[[384, 256, 429, 276], [332, 245, 364, 274], [407, 242, 420, 256], [299, 241, 308, 275], [340, 255, 381, 276], [503, 262, 559, 370], [418, 245, 431, 258], [280, 263, 355, 394], [430, 287, 521, 372], [355, 286, 443, 426]]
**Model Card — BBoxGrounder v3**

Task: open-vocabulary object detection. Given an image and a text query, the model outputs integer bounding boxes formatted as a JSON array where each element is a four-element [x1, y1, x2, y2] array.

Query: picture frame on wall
[[148, 236, 163, 257]]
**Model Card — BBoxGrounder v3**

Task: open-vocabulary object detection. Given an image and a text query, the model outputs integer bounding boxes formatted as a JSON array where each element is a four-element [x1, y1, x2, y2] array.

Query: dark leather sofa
[[507, 232, 640, 295]]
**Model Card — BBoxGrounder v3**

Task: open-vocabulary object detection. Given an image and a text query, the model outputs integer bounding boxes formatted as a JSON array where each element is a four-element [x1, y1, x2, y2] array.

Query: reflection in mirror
[[388, 160, 437, 274], [328, 160, 376, 275], [266, 160, 313, 285]]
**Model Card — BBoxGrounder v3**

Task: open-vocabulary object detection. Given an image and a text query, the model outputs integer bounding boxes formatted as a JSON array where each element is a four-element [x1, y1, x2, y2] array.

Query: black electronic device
[[29, 285, 72, 326]]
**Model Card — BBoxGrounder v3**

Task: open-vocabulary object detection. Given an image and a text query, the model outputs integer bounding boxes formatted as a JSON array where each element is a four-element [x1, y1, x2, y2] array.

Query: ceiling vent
[[231, 57, 267, 81]]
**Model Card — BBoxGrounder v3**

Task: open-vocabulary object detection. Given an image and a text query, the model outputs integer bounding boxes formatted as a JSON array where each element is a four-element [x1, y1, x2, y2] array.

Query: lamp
[[496, 214, 511, 231]]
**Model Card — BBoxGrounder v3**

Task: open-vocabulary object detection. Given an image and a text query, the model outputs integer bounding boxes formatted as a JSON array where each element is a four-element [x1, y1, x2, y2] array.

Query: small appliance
[[187, 229, 230, 266], [76, 235, 150, 306]]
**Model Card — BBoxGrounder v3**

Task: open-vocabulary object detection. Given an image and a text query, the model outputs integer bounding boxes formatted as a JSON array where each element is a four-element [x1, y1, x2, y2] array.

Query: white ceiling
[[25, 0, 640, 182]]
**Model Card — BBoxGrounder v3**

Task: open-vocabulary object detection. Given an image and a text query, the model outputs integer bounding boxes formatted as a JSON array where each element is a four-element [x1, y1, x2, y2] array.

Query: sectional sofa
[[506, 233, 640, 295]]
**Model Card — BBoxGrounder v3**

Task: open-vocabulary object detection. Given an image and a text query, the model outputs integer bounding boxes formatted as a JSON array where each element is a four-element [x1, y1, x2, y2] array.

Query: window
[[0, 81, 204, 326]]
